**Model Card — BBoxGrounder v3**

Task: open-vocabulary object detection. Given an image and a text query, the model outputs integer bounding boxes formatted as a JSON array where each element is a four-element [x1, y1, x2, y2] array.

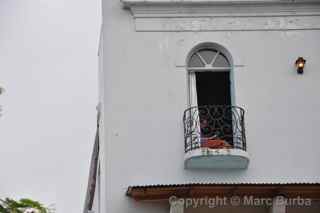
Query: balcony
[[183, 105, 249, 169]]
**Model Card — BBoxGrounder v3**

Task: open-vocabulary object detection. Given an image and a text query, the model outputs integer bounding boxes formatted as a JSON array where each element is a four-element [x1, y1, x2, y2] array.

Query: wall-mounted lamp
[[295, 57, 306, 74]]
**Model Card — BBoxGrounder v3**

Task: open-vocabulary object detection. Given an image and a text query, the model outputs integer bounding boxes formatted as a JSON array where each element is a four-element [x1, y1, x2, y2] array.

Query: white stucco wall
[[0, 1, 100, 212], [101, 0, 320, 212]]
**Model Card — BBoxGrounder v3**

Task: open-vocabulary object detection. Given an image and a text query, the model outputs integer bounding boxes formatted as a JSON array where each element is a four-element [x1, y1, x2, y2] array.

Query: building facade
[[86, 0, 320, 212]]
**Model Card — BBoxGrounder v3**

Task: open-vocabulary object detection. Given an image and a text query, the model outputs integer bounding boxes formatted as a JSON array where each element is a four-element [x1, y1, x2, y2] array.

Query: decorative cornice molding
[[121, 0, 320, 32], [135, 16, 320, 32], [130, 4, 320, 18], [122, 0, 320, 8]]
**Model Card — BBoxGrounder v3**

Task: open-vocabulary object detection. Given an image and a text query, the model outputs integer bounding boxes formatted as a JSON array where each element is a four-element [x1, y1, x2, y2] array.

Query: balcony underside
[[184, 148, 249, 169]]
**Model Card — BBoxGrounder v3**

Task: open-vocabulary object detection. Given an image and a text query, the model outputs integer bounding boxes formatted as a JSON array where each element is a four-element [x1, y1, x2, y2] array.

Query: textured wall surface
[[101, 0, 320, 212]]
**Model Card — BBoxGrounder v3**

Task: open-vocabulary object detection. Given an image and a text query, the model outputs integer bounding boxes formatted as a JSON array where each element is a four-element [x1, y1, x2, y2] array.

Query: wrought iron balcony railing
[[183, 105, 246, 153]]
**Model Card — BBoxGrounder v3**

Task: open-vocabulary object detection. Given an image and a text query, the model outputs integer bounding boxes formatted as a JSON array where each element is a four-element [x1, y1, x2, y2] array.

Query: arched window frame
[[184, 43, 239, 150], [186, 42, 235, 108]]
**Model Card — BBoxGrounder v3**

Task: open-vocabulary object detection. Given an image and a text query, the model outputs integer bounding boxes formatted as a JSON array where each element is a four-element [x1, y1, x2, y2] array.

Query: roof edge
[[127, 183, 320, 201]]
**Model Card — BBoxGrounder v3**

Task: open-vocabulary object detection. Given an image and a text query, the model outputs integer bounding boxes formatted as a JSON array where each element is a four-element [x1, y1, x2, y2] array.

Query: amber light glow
[[295, 57, 306, 74]]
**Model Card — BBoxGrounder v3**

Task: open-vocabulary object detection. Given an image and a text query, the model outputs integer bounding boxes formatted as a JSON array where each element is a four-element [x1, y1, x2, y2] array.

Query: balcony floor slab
[[184, 148, 249, 169]]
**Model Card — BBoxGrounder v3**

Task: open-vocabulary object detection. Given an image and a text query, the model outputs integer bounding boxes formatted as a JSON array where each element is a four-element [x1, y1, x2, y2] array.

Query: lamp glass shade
[[296, 57, 306, 69]]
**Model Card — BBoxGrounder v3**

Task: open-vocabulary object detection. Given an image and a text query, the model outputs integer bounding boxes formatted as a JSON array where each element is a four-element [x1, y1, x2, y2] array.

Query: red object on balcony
[[201, 139, 232, 149]]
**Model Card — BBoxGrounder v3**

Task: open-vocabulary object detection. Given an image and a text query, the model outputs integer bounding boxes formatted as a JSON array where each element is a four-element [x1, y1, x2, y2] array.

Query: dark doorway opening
[[195, 71, 233, 146], [196, 72, 231, 106]]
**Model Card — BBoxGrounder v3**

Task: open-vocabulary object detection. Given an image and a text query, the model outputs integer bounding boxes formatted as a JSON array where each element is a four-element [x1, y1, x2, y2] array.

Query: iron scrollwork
[[183, 105, 246, 153]]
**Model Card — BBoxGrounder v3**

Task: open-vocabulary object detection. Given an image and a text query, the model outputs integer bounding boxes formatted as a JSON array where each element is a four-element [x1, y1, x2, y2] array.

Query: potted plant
[[200, 134, 232, 149], [200, 119, 232, 149]]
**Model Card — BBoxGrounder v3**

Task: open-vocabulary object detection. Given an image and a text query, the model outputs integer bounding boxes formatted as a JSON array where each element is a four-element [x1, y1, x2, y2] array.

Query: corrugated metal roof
[[127, 183, 320, 201], [128, 182, 320, 188]]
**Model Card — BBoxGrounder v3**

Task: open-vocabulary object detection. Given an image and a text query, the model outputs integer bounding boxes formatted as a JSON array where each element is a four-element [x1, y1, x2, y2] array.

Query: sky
[[0, 0, 101, 212]]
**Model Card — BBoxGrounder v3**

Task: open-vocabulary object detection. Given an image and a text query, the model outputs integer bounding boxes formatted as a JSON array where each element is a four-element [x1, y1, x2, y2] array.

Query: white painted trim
[[187, 67, 231, 72], [122, 0, 320, 9], [176, 40, 244, 68], [134, 16, 320, 32], [169, 199, 184, 213], [184, 148, 250, 169], [186, 42, 236, 107], [186, 42, 234, 67], [187, 74, 201, 148], [122, 0, 320, 32], [270, 196, 287, 213], [123, 1, 320, 19]]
